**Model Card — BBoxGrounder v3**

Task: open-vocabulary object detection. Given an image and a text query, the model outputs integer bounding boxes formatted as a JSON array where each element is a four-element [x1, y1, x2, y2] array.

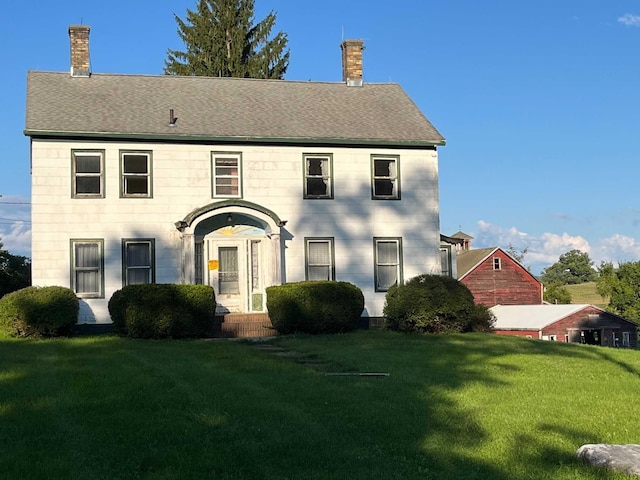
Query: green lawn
[[565, 282, 608, 307], [1, 331, 638, 479]]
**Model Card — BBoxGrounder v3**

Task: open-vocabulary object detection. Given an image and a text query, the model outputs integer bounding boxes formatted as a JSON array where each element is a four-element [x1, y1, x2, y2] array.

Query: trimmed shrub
[[383, 274, 495, 334], [108, 284, 215, 339], [0, 286, 78, 337], [267, 281, 364, 334]]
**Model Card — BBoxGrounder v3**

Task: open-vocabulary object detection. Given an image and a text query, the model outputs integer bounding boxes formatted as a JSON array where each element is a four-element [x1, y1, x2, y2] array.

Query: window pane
[[440, 248, 451, 276], [76, 270, 98, 293], [307, 158, 324, 175], [76, 155, 101, 173], [215, 185, 238, 196], [377, 242, 398, 264], [219, 247, 239, 294], [76, 243, 99, 268], [374, 159, 392, 177], [308, 241, 330, 264], [127, 268, 150, 285], [76, 177, 101, 194], [123, 155, 148, 174], [251, 241, 260, 290], [216, 166, 238, 176], [308, 266, 330, 281], [127, 243, 150, 267], [125, 177, 148, 195], [306, 178, 327, 196], [374, 179, 394, 196], [377, 265, 397, 289]]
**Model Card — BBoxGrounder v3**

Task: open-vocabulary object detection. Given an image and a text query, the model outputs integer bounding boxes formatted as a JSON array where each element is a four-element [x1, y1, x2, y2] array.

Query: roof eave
[[23, 130, 446, 148]]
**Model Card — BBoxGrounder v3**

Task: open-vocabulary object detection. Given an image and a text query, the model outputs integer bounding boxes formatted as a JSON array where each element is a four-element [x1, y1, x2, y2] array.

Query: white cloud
[[0, 195, 31, 256], [474, 221, 592, 274], [472, 220, 640, 275], [618, 13, 640, 26], [592, 234, 640, 267], [0, 222, 31, 257]]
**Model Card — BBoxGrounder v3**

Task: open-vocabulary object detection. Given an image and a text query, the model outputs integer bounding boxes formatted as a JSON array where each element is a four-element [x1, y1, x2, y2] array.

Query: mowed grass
[[1, 331, 639, 479], [565, 282, 608, 307]]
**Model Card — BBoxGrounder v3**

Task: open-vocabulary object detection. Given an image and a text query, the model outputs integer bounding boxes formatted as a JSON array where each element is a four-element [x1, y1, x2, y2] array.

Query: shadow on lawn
[[0, 334, 634, 480], [274, 332, 635, 480]]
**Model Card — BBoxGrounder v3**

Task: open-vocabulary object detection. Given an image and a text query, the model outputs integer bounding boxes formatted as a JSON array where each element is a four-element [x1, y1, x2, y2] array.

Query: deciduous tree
[[596, 261, 640, 322], [165, 0, 290, 79], [0, 238, 31, 298], [540, 249, 596, 285], [543, 283, 572, 304]]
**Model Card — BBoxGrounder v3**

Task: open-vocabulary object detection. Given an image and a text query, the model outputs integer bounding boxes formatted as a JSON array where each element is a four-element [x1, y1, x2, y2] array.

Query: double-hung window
[[121, 151, 152, 197], [303, 154, 333, 199], [122, 239, 155, 286], [371, 155, 400, 199], [72, 150, 104, 198], [374, 237, 402, 291], [71, 239, 104, 298], [305, 238, 335, 280], [440, 246, 453, 278], [212, 152, 242, 198]]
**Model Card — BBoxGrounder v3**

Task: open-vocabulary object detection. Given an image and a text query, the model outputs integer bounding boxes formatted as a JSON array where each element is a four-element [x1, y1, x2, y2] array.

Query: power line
[[0, 202, 31, 205], [0, 217, 31, 223]]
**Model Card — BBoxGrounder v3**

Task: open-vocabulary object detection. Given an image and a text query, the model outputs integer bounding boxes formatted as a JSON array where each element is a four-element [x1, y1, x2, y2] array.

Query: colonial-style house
[[456, 245, 543, 306], [490, 304, 638, 348], [25, 26, 445, 326]]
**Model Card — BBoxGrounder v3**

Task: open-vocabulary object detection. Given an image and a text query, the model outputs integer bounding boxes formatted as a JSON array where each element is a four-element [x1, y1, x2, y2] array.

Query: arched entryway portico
[[175, 201, 286, 315]]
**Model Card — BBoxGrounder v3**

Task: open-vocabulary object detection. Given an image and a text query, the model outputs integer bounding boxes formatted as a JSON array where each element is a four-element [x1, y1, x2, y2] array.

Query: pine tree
[[165, 0, 289, 79]]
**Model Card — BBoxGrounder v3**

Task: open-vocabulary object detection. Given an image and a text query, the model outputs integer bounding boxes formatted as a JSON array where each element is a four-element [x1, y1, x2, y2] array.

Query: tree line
[[539, 248, 640, 323]]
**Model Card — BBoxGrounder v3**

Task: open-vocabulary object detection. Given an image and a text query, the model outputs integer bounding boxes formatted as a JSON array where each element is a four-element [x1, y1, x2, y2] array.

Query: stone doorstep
[[577, 444, 640, 477]]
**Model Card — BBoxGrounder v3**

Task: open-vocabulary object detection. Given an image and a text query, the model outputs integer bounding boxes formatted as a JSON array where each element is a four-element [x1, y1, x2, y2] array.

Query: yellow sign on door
[[208, 260, 219, 270]]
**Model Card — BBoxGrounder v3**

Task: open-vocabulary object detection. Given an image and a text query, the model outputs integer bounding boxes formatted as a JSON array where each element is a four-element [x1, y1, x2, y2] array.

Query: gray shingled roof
[[25, 72, 445, 146]]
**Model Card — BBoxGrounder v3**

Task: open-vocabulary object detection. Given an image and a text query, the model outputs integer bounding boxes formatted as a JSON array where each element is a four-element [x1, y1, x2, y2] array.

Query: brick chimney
[[341, 40, 364, 86], [69, 25, 91, 77]]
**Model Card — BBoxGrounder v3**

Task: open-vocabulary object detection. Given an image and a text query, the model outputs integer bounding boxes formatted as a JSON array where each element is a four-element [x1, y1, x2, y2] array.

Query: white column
[[270, 232, 282, 286], [181, 233, 194, 284]]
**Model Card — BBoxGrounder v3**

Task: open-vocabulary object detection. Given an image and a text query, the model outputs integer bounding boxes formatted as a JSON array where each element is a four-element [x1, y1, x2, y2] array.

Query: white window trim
[[374, 237, 403, 292], [493, 257, 501, 270], [305, 237, 335, 281], [303, 154, 333, 199], [122, 239, 155, 286], [70, 239, 104, 298], [371, 155, 400, 200], [72, 150, 105, 198], [212, 152, 242, 198], [120, 151, 152, 198]]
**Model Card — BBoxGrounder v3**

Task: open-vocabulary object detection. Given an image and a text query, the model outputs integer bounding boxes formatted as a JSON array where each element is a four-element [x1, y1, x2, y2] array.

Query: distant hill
[[564, 282, 608, 307]]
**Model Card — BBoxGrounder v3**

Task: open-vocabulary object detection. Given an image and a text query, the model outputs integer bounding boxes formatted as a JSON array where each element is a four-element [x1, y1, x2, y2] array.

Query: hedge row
[[108, 284, 215, 338], [0, 286, 78, 337], [266, 281, 364, 334], [383, 274, 495, 334]]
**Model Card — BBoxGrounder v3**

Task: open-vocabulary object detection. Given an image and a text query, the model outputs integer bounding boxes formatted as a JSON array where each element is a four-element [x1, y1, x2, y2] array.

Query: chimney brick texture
[[341, 40, 364, 84], [69, 25, 90, 77]]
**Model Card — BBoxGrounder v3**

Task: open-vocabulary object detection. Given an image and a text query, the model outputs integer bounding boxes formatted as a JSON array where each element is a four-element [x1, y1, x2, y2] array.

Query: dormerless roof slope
[[25, 72, 445, 147]]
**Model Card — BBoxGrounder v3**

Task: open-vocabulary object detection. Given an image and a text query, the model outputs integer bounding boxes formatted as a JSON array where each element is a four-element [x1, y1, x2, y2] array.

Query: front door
[[205, 237, 265, 314]]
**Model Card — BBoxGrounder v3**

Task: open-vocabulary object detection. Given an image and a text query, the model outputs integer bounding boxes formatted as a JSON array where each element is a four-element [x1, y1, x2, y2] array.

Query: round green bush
[[108, 284, 215, 339], [267, 281, 364, 334], [383, 274, 495, 334], [0, 286, 79, 337]]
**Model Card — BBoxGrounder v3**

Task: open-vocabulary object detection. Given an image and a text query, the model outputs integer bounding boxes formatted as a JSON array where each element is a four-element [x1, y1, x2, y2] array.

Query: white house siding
[[31, 140, 440, 323]]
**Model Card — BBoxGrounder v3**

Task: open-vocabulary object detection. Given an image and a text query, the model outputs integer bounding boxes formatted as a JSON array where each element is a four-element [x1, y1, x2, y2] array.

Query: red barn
[[490, 304, 638, 349], [457, 247, 543, 306]]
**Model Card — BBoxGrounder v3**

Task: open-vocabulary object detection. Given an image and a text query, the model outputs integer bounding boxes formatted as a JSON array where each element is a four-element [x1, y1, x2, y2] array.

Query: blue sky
[[2, 0, 640, 274]]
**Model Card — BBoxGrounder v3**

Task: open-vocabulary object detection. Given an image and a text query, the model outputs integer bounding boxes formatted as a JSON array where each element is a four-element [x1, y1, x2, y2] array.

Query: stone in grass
[[576, 444, 640, 477]]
